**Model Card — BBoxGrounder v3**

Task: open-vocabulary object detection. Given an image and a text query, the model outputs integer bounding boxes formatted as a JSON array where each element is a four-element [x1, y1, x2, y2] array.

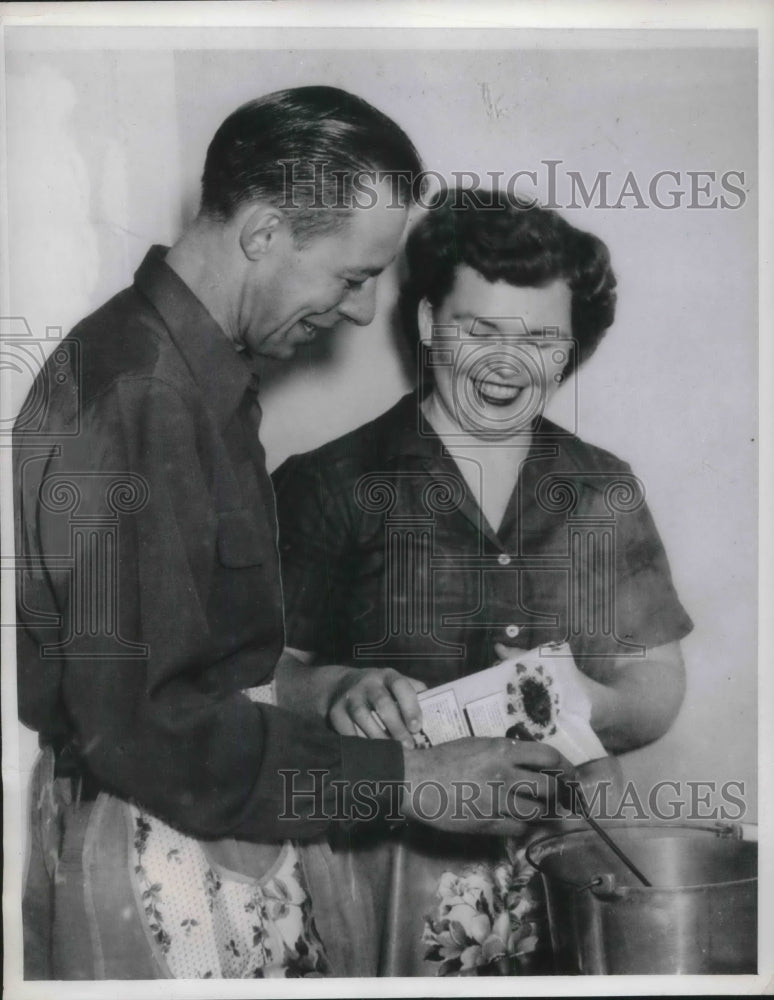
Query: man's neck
[[165, 222, 239, 345]]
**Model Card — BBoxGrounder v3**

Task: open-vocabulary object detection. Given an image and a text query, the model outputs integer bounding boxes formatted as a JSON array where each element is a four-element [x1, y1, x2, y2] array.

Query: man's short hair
[[399, 189, 617, 378], [200, 86, 423, 243]]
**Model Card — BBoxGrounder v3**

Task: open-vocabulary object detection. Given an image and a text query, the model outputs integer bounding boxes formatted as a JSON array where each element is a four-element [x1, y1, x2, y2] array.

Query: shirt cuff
[[336, 735, 405, 827], [283, 616, 323, 654]]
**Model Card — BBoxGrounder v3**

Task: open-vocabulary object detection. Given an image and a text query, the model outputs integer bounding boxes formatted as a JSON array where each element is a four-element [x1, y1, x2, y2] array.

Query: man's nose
[[339, 282, 377, 326]]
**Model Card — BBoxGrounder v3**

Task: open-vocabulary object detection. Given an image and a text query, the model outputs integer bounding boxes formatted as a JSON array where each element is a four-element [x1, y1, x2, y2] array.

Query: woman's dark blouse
[[273, 392, 692, 688]]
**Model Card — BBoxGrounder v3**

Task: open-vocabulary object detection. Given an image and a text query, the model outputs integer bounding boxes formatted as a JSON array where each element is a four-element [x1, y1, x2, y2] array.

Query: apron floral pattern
[[129, 808, 327, 978], [126, 683, 328, 979], [421, 841, 544, 975]]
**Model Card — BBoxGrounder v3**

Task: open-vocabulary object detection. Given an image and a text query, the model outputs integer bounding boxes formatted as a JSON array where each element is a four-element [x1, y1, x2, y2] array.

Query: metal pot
[[526, 823, 757, 975]]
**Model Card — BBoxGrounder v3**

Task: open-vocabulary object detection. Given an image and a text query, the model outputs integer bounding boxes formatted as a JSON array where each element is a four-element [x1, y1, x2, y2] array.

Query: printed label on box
[[463, 691, 511, 737], [415, 688, 470, 745]]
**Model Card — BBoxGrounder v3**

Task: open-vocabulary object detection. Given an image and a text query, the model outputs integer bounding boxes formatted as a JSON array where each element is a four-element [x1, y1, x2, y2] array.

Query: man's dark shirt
[[273, 391, 693, 689], [13, 246, 402, 841]]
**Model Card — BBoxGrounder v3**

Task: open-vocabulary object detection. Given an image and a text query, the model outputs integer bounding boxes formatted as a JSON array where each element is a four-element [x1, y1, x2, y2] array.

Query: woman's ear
[[417, 298, 434, 344]]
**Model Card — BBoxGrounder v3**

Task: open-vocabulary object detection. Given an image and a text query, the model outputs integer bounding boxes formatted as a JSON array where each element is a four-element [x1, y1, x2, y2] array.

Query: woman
[[272, 190, 692, 975]]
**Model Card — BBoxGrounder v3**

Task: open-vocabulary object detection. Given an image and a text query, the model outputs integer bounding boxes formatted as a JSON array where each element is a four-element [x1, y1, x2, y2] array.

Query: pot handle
[[575, 873, 619, 897], [714, 821, 744, 840]]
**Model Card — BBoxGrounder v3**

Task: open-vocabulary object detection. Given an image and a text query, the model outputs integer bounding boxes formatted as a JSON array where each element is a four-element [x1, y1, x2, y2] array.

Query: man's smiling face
[[239, 180, 409, 361], [420, 265, 573, 438]]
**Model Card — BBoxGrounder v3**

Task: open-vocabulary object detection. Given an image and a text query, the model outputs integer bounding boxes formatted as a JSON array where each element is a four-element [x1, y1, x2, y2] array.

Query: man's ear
[[417, 298, 434, 343], [239, 205, 288, 261]]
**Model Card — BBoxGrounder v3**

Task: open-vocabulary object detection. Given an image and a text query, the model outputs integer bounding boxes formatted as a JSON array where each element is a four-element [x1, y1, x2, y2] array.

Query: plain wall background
[[4, 31, 757, 829]]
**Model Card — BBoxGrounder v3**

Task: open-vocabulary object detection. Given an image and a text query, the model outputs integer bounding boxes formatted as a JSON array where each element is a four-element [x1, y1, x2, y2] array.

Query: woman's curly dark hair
[[399, 188, 617, 379]]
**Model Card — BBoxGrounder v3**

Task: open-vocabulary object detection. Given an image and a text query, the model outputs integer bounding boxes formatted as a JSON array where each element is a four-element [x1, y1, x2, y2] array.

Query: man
[[14, 88, 563, 978]]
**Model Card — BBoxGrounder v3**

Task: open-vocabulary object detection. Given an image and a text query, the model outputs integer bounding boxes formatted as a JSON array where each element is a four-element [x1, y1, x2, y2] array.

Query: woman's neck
[[421, 391, 534, 533], [421, 390, 535, 453]]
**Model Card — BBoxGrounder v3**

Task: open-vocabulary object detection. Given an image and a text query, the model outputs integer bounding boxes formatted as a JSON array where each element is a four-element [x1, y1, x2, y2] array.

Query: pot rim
[[525, 820, 758, 895]]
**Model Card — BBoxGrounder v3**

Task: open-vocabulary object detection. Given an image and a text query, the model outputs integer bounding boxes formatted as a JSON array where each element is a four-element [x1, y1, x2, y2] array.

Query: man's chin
[[270, 333, 314, 361], [251, 345, 294, 364]]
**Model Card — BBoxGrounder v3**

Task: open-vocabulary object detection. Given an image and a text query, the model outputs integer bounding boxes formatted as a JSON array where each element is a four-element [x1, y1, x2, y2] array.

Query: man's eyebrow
[[345, 250, 401, 279], [344, 265, 386, 279]]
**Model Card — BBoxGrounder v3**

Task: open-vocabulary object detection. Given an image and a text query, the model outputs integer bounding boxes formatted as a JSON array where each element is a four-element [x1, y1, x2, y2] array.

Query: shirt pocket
[[216, 509, 265, 567]]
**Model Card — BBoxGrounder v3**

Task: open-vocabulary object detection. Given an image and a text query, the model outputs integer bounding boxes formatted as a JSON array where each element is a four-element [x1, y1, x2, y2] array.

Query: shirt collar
[[377, 390, 442, 466], [134, 245, 257, 427], [378, 389, 608, 487]]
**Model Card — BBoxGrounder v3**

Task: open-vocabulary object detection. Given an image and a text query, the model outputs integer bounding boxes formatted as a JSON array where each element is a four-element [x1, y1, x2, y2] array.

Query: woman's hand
[[494, 640, 686, 753], [568, 754, 626, 814], [274, 648, 426, 749], [328, 667, 427, 749]]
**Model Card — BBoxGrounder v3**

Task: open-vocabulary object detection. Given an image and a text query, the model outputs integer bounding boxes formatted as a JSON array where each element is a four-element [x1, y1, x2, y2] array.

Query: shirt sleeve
[[16, 377, 403, 841], [574, 465, 694, 659]]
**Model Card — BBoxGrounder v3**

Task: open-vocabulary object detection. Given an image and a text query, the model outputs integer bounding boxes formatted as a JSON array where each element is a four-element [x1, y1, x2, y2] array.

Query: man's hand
[[399, 737, 569, 835]]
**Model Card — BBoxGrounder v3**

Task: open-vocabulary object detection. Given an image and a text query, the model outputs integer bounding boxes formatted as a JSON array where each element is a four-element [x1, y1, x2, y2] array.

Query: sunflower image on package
[[412, 643, 606, 766]]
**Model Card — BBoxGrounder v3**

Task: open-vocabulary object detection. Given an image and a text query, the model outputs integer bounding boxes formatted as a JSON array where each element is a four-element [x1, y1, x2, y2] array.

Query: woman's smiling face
[[419, 266, 574, 439]]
